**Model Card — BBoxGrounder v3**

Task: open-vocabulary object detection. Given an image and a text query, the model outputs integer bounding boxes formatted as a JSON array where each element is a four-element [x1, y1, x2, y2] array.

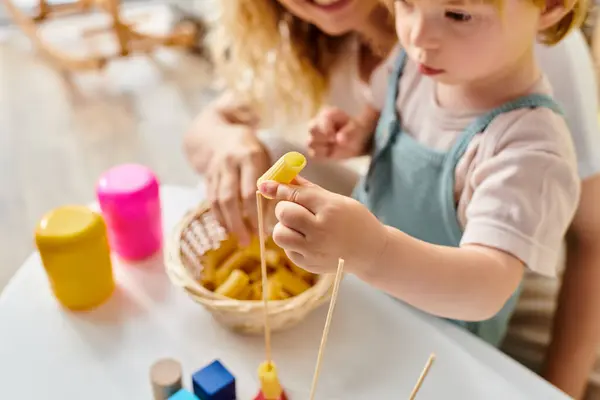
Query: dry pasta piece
[[251, 281, 263, 300], [242, 260, 260, 275], [245, 238, 282, 269], [215, 250, 252, 287], [267, 276, 287, 301], [264, 249, 281, 268], [248, 266, 263, 283], [243, 236, 261, 259], [234, 283, 253, 300], [201, 236, 237, 270], [215, 269, 250, 298], [273, 267, 311, 296], [257, 152, 307, 189]]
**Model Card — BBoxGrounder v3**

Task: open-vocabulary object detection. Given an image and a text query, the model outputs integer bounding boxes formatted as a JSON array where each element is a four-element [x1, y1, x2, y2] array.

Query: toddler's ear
[[537, 0, 576, 31]]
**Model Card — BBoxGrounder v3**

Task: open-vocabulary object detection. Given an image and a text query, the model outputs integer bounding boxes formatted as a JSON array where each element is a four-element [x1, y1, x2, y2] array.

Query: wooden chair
[[1, 0, 200, 71]]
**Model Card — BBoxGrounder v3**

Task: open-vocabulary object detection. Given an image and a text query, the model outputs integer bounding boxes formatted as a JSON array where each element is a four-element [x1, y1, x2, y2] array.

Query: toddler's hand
[[257, 176, 388, 275], [308, 106, 372, 160]]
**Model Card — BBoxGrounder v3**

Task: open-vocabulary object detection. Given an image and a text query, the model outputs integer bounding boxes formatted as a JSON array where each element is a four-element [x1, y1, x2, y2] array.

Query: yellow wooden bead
[[258, 361, 282, 399]]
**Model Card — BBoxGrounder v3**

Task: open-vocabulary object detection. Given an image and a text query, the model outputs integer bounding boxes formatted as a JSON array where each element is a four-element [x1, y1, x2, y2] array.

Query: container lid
[[96, 164, 159, 204], [35, 205, 106, 249]]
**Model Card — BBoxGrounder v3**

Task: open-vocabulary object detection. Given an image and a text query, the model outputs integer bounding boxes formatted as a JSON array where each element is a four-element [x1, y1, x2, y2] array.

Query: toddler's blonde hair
[[382, 0, 587, 45], [207, 1, 351, 127]]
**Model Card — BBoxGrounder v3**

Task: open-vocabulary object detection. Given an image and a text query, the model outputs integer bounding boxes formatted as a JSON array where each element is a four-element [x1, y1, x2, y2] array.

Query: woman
[[184, 1, 600, 398]]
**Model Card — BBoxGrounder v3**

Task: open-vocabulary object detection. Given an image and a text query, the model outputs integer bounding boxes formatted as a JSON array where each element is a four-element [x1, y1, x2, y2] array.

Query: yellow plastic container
[[35, 205, 115, 311]]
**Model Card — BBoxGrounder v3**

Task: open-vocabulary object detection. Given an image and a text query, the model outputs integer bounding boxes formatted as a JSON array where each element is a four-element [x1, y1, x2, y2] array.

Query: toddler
[[257, 0, 584, 346]]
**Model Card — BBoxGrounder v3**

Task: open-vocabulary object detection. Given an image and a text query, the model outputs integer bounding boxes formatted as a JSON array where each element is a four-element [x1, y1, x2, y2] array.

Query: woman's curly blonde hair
[[206, 1, 354, 127]]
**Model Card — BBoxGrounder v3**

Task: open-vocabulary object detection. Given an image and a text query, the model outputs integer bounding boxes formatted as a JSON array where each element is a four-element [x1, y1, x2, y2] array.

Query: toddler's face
[[394, 0, 541, 85], [276, 0, 380, 35]]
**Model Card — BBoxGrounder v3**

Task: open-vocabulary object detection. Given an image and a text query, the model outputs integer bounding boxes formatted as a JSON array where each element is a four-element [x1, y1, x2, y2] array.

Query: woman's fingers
[[240, 161, 260, 234], [206, 168, 225, 231], [218, 166, 251, 245]]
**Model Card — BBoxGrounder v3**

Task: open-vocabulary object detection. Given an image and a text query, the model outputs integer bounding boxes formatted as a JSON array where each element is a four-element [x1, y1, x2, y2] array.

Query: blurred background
[[0, 0, 216, 291]]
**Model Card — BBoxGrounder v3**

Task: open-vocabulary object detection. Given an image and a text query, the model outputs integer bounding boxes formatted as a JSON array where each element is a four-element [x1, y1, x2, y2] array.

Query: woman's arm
[[542, 175, 600, 399], [184, 91, 261, 174], [183, 91, 270, 245]]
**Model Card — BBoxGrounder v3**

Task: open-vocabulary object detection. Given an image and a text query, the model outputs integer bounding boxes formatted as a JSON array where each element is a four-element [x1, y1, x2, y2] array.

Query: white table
[[0, 185, 571, 399]]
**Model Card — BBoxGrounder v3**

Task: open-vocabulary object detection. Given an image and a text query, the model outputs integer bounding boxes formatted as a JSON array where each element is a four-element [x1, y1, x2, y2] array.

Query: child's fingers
[[310, 106, 349, 141], [307, 137, 332, 158], [315, 115, 336, 140], [326, 121, 361, 159], [336, 120, 358, 144], [308, 145, 331, 159], [272, 222, 307, 254]]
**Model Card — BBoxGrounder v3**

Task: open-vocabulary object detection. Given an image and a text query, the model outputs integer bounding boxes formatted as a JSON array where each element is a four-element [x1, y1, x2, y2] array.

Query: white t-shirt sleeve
[[459, 109, 581, 276], [536, 30, 600, 180]]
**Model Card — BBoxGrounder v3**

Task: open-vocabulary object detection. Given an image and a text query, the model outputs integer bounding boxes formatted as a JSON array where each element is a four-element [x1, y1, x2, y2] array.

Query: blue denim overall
[[352, 51, 564, 347]]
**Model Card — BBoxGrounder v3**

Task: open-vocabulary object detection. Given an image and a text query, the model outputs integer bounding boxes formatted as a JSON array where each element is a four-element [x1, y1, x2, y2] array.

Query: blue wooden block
[[192, 359, 236, 400], [169, 388, 200, 399]]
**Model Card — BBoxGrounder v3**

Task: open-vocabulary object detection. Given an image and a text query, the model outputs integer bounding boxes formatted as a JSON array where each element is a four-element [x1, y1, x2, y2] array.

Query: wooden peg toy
[[254, 361, 288, 400], [169, 388, 200, 399], [150, 358, 183, 400], [192, 359, 236, 400]]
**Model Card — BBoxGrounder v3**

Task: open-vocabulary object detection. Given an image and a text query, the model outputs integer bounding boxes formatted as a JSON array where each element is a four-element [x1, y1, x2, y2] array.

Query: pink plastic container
[[96, 164, 163, 261]]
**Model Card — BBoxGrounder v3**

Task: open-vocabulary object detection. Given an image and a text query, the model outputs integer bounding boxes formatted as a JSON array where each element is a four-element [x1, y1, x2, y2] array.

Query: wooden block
[[192, 359, 236, 400], [169, 388, 200, 399], [150, 358, 183, 400]]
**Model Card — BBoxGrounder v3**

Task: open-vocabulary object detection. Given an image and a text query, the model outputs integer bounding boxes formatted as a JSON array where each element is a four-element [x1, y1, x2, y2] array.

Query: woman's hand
[[184, 94, 270, 245]]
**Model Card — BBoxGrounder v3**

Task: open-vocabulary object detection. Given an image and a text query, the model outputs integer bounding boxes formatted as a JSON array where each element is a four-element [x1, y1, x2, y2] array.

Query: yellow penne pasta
[[273, 267, 311, 296], [234, 283, 253, 300], [256, 152, 307, 198], [264, 249, 281, 268], [215, 250, 251, 287], [214, 269, 250, 298], [201, 236, 237, 270], [248, 266, 262, 283], [251, 281, 263, 300], [243, 236, 261, 259], [267, 277, 286, 301]]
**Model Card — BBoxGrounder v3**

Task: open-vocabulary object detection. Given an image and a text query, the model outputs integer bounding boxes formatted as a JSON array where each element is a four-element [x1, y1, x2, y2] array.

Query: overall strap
[[382, 49, 408, 122], [364, 50, 408, 191], [450, 93, 565, 164]]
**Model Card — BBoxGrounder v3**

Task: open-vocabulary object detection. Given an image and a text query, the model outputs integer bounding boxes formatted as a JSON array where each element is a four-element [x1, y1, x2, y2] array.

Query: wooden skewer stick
[[408, 353, 436, 400], [308, 258, 345, 400], [256, 191, 272, 366]]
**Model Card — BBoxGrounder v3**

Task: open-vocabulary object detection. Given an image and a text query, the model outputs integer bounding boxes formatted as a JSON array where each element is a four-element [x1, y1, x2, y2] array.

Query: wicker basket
[[165, 202, 336, 334]]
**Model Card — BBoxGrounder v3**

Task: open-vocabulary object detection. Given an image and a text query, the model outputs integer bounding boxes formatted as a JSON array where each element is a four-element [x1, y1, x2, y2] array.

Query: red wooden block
[[253, 389, 288, 400]]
